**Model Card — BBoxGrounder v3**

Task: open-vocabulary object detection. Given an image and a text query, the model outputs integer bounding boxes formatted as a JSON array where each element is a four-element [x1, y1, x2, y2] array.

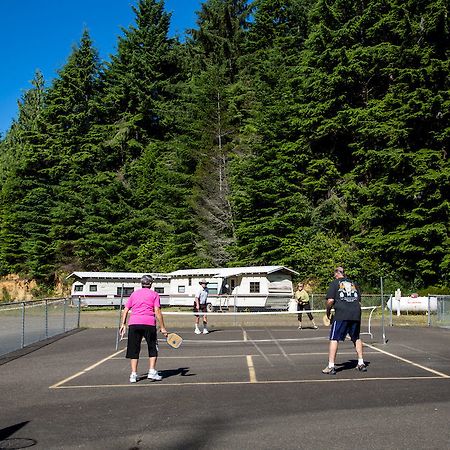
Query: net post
[[427, 295, 431, 327]]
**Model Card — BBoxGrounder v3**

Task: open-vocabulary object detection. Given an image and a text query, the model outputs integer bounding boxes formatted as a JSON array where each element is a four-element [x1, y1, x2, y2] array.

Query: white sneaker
[[203, 328, 209, 334], [148, 370, 162, 381], [195, 328, 201, 335], [129, 372, 137, 383]]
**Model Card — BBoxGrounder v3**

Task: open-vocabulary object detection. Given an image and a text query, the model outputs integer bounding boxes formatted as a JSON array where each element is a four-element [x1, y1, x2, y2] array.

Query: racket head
[[166, 332, 183, 349]]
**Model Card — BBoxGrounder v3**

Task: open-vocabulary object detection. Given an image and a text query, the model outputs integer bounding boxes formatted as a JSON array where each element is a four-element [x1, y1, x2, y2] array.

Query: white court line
[[51, 376, 449, 389], [365, 343, 450, 378], [110, 350, 379, 360], [267, 330, 293, 364], [49, 348, 125, 389], [181, 336, 327, 344]]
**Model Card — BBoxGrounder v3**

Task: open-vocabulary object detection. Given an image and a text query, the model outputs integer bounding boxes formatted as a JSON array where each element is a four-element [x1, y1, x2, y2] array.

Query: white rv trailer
[[67, 272, 171, 307], [67, 266, 298, 310], [168, 266, 298, 311]]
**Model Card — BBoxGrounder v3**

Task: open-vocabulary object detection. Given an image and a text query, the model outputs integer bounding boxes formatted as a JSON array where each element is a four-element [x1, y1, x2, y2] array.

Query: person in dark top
[[322, 267, 367, 375]]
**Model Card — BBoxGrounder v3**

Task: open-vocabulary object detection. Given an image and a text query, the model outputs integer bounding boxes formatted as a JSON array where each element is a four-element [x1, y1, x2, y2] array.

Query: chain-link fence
[[428, 295, 450, 328], [0, 298, 80, 358]]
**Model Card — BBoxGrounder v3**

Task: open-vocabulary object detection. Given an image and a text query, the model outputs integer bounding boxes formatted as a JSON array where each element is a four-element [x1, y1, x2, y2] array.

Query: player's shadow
[[161, 367, 194, 378], [0, 421, 37, 448], [335, 359, 371, 373]]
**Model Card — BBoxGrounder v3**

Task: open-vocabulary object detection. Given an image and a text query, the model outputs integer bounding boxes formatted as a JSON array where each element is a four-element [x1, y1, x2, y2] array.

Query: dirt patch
[[0, 274, 37, 301]]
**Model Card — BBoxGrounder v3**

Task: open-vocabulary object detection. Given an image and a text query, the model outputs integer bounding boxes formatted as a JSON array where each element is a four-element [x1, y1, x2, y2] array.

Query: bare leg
[[328, 340, 338, 366], [354, 339, 364, 359], [149, 356, 157, 371], [131, 359, 138, 373]]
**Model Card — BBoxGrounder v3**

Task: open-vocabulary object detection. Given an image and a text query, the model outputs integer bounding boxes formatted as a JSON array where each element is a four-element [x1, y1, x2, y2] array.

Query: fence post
[[381, 277, 386, 345], [45, 299, 49, 338], [21, 302, 26, 349], [77, 297, 81, 328], [63, 298, 67, 332], [389, 295, 393, 327], [427, 295, 431, 327], [115, 283, 124, 351]]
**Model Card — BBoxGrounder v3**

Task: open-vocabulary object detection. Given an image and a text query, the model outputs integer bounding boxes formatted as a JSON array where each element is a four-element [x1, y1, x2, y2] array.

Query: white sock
[[358, 358, 364, 365], [149, 369, 157, 374], [328, 362, 334, 368]]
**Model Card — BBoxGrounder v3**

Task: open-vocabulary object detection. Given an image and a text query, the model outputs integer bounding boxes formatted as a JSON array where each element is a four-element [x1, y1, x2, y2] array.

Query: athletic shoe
[[298, 325, 302, 329], [129, 372, 138, 383], [203, 328, 209, 334], [312, 325, 318, 329], [356, 363, 367, 372], [322, 366, 336, 375], [195, 328, 201, 335], [148, 370, 162, 381]]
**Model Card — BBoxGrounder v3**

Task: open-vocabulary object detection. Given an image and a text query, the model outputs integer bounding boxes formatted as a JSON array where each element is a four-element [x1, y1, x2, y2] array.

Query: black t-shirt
[[326, 277, 361, 321]]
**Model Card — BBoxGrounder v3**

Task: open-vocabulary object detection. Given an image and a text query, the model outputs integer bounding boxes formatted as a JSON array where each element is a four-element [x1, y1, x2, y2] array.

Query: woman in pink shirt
[[119, 275, 167, 383]]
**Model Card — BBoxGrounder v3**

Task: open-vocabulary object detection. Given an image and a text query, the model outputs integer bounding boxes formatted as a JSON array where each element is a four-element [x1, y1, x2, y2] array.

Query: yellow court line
[[246, 355, 257, 383], [51, 375, 449, 389], [49, 348, 125, 389], [364, 343, 450, 378]]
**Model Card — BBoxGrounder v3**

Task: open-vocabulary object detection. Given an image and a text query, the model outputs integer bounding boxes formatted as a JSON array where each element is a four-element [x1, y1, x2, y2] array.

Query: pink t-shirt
[[125, 288, 160, 326]]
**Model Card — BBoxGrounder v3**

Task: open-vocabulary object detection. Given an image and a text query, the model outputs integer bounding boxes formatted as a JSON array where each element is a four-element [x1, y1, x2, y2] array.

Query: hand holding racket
[[119, 324, 127, 340], [322, 313, 334, 327]]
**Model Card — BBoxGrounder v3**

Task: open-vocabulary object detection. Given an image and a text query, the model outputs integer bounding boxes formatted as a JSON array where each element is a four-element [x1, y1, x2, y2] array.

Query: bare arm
[[326, 298, 334, 319], [119, 307, 130, 337], [155, 307, 167, 336]]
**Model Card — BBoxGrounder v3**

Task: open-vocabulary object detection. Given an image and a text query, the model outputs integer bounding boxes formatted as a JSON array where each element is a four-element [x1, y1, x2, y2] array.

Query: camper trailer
[[68, 266, 298, 310], [68, 272, 170, 307], [168, 266, 298, 311]]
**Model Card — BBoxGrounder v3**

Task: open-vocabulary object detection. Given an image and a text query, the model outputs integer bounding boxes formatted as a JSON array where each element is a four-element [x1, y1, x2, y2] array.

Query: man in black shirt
[[322, 267, 367, 375]]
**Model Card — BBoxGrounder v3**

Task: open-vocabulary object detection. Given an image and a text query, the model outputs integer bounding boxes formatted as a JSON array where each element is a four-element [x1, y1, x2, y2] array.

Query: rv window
[[74, 285, 83, 292], [250, 282, 260, 293], [207, 283, 218, 294], [117, 287, 134, 296], [89, 285, 97, 292], [178, 286, 185, 293], [154, 287, 164, 294]]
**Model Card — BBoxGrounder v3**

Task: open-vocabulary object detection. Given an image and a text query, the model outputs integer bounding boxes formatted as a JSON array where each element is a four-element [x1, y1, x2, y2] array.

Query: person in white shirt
[[194, 279, 209, 334]]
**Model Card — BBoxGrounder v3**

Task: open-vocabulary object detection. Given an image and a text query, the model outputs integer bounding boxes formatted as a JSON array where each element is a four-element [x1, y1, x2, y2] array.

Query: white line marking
[[365, 343, 450, 378], [49, 348, 125, 388], [267, 329, 293, 364], [51, 376, 449, 389], [181, 337, 327, 344], [246, 355, 257, 383], [109, 351, 378, 360]]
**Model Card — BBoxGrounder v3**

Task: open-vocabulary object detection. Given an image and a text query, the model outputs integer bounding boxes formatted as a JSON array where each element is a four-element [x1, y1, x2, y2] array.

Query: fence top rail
[[0, 297, 68, 307]]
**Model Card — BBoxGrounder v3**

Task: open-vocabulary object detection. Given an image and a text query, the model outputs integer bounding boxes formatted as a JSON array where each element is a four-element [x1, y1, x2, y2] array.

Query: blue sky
[[0, 0, 202, 136]]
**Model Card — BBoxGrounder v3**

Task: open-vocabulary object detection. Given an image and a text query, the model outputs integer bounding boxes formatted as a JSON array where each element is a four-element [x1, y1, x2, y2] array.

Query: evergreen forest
[[0, 0, 449, 292]]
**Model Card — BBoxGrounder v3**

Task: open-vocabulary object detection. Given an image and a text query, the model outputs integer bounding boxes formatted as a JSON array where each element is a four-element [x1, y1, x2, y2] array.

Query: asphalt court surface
[[1, 324, 450, 449]]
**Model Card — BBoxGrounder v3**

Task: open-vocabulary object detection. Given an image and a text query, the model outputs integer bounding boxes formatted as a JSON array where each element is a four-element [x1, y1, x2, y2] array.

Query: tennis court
[[1, 318, 450, 449]]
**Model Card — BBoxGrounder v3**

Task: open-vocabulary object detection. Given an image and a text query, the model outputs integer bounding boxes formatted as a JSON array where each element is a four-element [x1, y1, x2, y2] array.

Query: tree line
[[0, 0, 448, 293]]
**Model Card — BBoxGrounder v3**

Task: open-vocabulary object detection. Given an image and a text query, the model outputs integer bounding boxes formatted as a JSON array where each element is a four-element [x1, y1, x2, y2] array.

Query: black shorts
[[193, 303, 207, 317], [126, 324, 158, 359]]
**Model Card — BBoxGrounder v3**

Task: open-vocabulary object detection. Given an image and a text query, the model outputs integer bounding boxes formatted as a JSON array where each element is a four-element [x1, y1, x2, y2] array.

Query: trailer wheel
[[206, 303, 214, 313]]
